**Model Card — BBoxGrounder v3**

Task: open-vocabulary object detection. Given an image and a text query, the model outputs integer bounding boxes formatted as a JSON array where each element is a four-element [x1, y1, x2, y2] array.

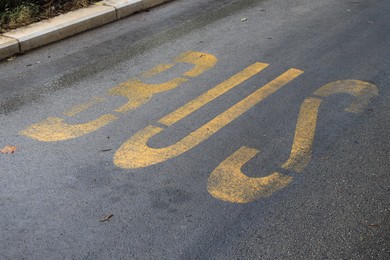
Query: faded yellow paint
[[20, 52, 380, 205], [109, 78, 189, 113], [21, 115, 117, 142], [114, 68, 303, 169], [22, 51, 217, 142], [174, 51, 218, 77], [142, 64, 175, 78], [282, 79, 378, 172], [141, 51, 217, 78], [207, 147, 292, 203], [207, 79, 378, 203], [109, 51, 217, 113], [64, 97, 106, 117], [281, 97, 322, 172], [313, 80, 378, 113], [159, 63, 269, 126]]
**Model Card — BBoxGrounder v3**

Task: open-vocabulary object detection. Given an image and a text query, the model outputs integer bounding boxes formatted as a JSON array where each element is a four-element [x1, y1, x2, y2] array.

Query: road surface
[[0, 0, 389, 258]]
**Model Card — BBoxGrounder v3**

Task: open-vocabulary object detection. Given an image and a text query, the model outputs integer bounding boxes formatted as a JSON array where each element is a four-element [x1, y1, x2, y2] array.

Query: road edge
[[0, 0, 172, 61]]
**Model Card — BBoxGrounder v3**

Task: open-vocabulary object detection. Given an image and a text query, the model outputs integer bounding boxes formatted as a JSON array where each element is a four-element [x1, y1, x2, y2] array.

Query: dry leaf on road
[[100, 214, 113, 222], [1, 145, 17, 154]]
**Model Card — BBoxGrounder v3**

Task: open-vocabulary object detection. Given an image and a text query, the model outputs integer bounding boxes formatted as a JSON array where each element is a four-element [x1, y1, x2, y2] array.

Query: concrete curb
[[0, 0, 171, 61]]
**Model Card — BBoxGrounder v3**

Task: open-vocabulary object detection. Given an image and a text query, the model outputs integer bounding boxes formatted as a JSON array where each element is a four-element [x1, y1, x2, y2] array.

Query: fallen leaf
[[1, 145, 17, 154], [100, 214, 113, 222], [101, 149, 112, 152], [6, 56, 16, 62]]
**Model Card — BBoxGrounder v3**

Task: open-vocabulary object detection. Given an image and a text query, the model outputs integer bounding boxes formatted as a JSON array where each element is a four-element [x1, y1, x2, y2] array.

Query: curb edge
[[0, 0, 171, 61]]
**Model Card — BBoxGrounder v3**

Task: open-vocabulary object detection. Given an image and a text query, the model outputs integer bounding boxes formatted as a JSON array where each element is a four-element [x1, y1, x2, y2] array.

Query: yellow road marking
[[63, 97, 106, 117], [109, 51, 217, 113], [282, 80, 378, 172], [142, 64, 175, 78], [110, 78, 189, 113], [114, 68, 303, 169], [281, 97, 322, 172], [313, 80, 378, 113], [19, 49, 380, 205], [159, 63, 269, 126], [21, 51, 217, 142], [208, 79, 378, 203], [20, 115, 117, 142], [174, 51, 218, 77], [142, 51, 217, 78], [207, 146, 292, 203]]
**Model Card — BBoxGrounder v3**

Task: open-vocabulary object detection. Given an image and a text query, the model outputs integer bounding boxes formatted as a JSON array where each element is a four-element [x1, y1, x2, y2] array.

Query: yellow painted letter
[[208, 147, 292, 203]]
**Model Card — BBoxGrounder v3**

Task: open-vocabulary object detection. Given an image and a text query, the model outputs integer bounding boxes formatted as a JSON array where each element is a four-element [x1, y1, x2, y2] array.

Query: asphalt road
[[0, 0, 389, 259]]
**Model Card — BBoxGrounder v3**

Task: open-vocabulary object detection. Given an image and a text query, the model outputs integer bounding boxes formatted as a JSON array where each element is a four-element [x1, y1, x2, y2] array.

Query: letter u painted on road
[[113, 67, 304, 168]]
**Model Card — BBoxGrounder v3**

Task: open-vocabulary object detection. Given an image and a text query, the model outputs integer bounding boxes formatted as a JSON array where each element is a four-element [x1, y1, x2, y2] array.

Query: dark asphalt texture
[[0, 0, 389, 259]]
